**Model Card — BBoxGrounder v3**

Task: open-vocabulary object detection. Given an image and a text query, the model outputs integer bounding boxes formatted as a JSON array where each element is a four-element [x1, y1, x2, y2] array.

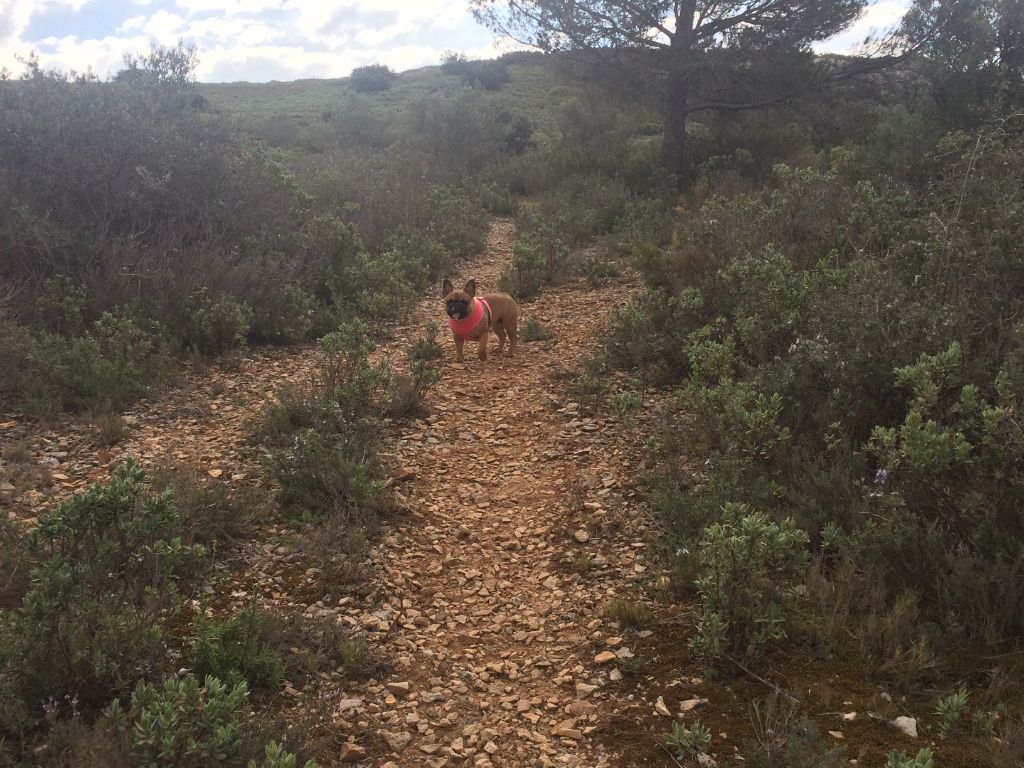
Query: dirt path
[[338, 221, 662, 768], [1, 220, 666, 767]]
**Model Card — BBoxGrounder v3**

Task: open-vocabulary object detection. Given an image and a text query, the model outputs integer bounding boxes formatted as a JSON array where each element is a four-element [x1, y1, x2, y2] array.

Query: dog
[[442, 278, 519, 362]]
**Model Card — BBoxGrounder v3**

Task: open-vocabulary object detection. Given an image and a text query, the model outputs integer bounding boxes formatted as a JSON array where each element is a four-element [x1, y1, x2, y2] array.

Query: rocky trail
[[1, 220, 679, 767]]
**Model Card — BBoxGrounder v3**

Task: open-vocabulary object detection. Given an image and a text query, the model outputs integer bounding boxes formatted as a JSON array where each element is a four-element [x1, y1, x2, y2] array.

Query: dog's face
[[442, 279, 476, 320]]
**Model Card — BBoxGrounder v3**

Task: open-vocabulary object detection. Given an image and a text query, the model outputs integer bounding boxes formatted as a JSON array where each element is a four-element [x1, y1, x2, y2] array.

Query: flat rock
[[594, 651, 616, 665], [553, 726, 583, 740], [387, 681, 411, 697], [340, 743, 368, 762], [336, 698, 364, 713]]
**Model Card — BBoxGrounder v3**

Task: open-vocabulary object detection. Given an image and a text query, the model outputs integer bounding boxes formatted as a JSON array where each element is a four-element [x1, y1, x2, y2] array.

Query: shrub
[[340, 249, 420, 320], [150, 464, 266, 544], [935, 687, 969, 738], [34, 275, 91, 336], [272, 426, 382, 521], [422, 185, 487, 260], [691, 505, 810, 662], [264, 324, 388, 520], [349, 64, 395, 93], [107, 675, 247, 767], [181, 288, 254, 355], [191, 606, 286, 691], [24, 310, 170, 414], [471, 60, 511, 91], [1, 459, 206, 731], [294, 519, 372, 604], [663, 720, 712, 758], [387, 363, 437, 420], [0, 513, 28, 610], [478, 182, 520, 216], [0, 314, 29, 404], [521, 318, 554, 342], [387, 328, 443, 419], [612, 390, 643, 424], [501, 225, 571, 299], [744, 700, 847, 768], [250, 609, 383, 681], [91, 410, 129, 446], [886, 749, 934, 768], [604, 289, 697, 381], [603, 597, 651, 628], [249, 741, 319, 768], [409, 322, 444, 362], [440, 50, 469, 76]]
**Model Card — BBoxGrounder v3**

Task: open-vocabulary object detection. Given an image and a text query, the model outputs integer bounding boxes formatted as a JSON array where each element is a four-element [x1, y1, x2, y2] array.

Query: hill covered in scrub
[[3, 3, 1024, 764]]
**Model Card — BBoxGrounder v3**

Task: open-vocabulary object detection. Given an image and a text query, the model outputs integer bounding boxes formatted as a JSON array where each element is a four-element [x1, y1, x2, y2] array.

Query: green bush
[[0, 313, 29, 403], [1, 459, 206, 725], [264, 324, 388, 520], [249, 741, 319, 768], [24, 310, 171, 413], [886, 749, 934, 768], [501, 225, 571, 299], [408, 322, 444, 362], [521, 318, 553, 342], [470, 60, 511, 91], [604, 289, 698, 381], [387, 329, 442, 419], [422, 185, 488, 260], [618, 116, 1024, 679], [191, 606, 285, 691], [663, 720, 711, 758], [182, 288, 254, 355], [691, 505, 810, 662], [349, 64, 395, 93], [35, 275, 91, 336], [107, 675, 247, 767]]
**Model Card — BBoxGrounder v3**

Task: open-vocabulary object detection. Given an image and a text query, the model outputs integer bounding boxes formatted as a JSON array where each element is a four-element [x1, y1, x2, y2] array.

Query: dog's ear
[[442, 278, 454, 297], [463, 279, 476, 297]]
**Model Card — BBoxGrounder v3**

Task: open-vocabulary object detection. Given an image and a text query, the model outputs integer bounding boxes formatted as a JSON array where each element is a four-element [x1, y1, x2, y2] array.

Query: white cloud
[[119, 15, 148, 32], [25, 33, 151, 75], [1, 0, 515, 82], [172, 0, 284, 17], [0, 0, 35, 45]]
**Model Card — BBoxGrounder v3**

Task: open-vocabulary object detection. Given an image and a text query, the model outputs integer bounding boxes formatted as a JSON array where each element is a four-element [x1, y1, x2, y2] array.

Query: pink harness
[[449, 297, 492, 340]]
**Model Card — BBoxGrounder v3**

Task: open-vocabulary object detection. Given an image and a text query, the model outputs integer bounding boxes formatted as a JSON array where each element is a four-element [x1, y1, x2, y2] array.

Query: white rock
[[679, 697, 708, 712], [894, 716, 918, 738]]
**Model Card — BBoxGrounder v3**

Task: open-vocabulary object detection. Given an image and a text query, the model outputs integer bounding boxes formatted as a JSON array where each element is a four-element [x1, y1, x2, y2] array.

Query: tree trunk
[[660, 1, 696, 183], [660, 69, 691, 181]]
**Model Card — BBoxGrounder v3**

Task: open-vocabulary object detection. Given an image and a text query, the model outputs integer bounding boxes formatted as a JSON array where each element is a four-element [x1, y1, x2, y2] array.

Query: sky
[[0, 0, 913, 83]]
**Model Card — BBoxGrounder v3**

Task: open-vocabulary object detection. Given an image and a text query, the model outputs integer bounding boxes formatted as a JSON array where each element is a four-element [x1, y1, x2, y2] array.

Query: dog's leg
[[454, 333, 464, 363], [495, 323, 507, 355], [507, 317, 518, 358], [477, 330, 488, 361]]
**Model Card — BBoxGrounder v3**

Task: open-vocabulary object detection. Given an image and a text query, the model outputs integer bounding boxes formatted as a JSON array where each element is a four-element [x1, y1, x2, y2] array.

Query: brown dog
[[442, 278, 519, 362]]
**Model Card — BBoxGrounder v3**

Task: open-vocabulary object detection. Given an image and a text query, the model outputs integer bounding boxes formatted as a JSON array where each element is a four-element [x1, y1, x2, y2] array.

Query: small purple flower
[[874, 468, 889, 485]]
